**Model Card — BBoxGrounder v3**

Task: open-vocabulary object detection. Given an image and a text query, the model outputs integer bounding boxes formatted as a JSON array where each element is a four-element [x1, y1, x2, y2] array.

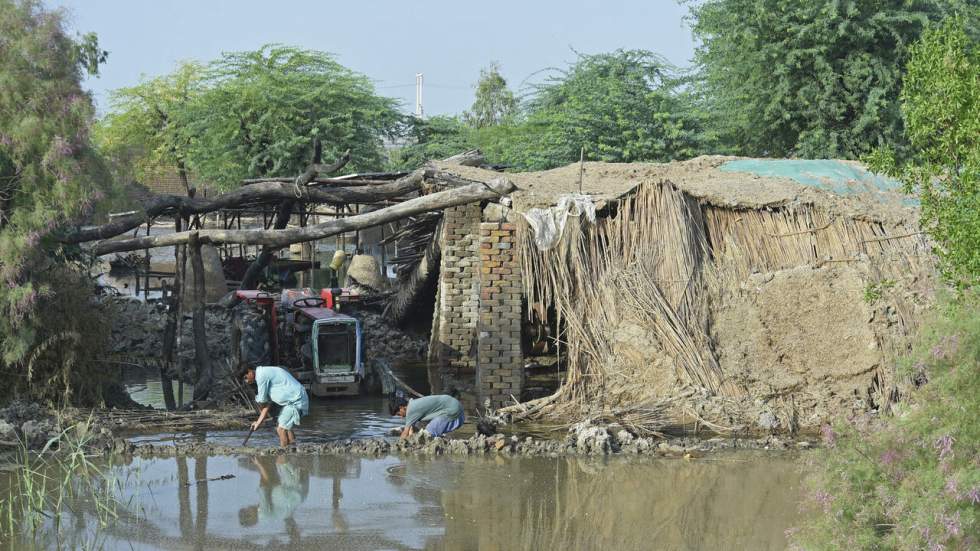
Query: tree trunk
[[60, 153, 385, 245], [188, 232, 212, 402], [91, 177, 516, 255], [159, 214, 184, 411], [240, 199, 294, 290]]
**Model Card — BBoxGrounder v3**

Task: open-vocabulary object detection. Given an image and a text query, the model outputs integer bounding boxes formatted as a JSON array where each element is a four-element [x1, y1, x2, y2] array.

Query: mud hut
[[389, 156, 935, 433]]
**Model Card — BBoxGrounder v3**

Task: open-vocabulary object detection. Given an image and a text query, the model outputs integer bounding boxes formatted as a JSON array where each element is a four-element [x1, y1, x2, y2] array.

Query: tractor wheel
[[234, 303, 271, 367]]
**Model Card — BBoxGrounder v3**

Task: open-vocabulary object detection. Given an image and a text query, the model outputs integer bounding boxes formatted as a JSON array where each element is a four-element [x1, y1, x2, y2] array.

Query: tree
[[388, 116, 476, 170], [0, 0, 114, 402], [463, 62, 517, 128], [493, 49, 711, 171], [95, 62, 204, 194], [180, 45, 404, 189], [867, 19, 980, 286], [795, 21, 979, 550], [688, 0, 976, 159]]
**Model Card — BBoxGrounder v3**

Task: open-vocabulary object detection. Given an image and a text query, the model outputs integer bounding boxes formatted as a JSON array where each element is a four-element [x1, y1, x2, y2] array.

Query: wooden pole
[[188, 231, 213, 401]]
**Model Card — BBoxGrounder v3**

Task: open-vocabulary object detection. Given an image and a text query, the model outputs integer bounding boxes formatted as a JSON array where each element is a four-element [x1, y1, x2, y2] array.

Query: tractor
[[231, 287, 364, 397]]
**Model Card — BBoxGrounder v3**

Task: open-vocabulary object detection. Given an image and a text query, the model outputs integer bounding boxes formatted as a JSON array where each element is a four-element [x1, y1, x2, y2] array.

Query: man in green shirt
[[390, 394, 465, 438]]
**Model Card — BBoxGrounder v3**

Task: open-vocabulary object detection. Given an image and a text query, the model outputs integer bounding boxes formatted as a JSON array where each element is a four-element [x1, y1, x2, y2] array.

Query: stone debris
[[0, 402, 114, 452], [121, 422, 813, 459]]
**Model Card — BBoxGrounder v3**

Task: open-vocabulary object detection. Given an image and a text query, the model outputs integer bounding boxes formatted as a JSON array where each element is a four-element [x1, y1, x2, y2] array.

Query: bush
[[793, 292, 980, 550]]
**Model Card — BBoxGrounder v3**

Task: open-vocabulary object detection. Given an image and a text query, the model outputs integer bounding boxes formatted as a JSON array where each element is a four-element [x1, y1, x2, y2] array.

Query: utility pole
[[415, 72, 424, 118]]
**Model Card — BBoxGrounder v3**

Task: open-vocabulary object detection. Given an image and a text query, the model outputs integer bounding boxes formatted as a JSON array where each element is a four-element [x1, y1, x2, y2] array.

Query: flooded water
[[122, 364, 434, 446], [3, 451, 803, 550], [122, 367, 194, 408]]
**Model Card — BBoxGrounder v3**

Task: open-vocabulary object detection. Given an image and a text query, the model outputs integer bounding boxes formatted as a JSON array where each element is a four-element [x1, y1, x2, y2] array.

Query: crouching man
[[390, 394, 464, 439], [244, 364, 309, 447]]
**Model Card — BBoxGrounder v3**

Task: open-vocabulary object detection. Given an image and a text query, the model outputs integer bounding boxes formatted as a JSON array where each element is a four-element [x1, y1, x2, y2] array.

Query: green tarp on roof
[[720, 159, 915, 205]]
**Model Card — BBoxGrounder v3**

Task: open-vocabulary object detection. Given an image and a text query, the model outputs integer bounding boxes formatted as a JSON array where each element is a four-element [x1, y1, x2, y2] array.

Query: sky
[[48, 0, 697, 117]]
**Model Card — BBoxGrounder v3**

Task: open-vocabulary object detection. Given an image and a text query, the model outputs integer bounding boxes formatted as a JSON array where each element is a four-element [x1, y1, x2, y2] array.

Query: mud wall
[[513, 180, 934, 430]]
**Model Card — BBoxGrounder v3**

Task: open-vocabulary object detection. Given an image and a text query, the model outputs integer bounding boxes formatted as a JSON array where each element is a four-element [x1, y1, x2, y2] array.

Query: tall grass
[[793, 292, 979, 550], [0, 419, 131, 550]]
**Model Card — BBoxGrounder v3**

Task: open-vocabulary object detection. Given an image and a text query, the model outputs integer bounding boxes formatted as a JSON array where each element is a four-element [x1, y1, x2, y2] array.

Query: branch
[[61, 169, 426, 244], [91, 177, 516, 255]]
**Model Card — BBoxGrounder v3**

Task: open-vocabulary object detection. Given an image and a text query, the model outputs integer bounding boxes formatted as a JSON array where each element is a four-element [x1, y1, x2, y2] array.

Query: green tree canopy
[[868, 19, 980, 286], [389, 115, 476, 170], [463, 62, 517, 128], [99, 45, 405, 190], [688, 0, 976, 159], [182, 45, 404, 189], [494, 49, 711, 170], [0, 0, 113, 401], [95, 62, 204, 193]]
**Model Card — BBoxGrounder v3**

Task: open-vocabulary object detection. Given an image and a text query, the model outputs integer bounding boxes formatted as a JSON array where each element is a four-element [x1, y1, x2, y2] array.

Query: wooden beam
[[60, 168, 424, 244], [91, 178, 515, 255]]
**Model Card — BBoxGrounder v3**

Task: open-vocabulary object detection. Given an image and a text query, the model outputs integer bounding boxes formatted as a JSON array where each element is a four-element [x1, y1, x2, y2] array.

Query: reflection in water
[[3, 451, 803, 550], [238, 456, 310, 542]]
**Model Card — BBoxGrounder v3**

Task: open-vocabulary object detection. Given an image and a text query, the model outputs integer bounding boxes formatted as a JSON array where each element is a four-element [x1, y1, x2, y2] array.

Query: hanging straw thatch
[[507, 177, 932, 433]]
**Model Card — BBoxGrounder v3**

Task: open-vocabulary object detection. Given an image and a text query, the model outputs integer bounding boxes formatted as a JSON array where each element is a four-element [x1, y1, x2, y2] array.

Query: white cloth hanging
[[521, 193, 596, 251]]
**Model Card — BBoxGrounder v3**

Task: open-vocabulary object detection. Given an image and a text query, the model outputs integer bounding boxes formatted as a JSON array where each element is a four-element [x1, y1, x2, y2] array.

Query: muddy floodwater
[[100, 368, 807, 549], [4, 450, 802, 550]]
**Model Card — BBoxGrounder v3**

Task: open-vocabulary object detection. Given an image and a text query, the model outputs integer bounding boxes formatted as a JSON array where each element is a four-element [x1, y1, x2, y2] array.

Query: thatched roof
[[436, 156, 917, 225]]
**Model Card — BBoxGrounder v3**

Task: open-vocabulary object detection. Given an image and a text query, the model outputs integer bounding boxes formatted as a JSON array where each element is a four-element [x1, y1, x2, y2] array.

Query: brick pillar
[[477, 220, 523, 408], [429, 204, 481, 384]]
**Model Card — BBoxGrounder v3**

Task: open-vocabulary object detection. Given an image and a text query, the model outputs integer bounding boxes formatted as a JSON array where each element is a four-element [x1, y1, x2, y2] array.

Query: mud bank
[[120, 423, 815, 460]]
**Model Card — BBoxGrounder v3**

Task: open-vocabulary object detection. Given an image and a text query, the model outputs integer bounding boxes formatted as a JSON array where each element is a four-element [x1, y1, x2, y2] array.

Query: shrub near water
[[794, 293, 980, 550]]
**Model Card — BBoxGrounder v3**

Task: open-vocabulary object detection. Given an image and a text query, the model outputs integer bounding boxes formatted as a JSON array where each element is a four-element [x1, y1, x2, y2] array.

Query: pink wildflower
[[881, 449, 901, 466], [820, 424, 837, 447], [935, 435, 955, 460]]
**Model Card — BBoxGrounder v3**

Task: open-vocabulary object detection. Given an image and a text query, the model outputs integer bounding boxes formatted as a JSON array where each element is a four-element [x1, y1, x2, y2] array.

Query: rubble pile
[[355, 309, 428, 364], [106, 298, 167, 356], [121, 422, 813, 459], [0, 402, 114, 452], [107, 299, 233, 361]]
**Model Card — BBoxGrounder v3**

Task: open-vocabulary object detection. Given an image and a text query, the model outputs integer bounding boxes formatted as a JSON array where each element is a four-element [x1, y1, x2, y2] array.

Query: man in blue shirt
[[244, 364, 310, 447], [390, 394, 465, 438]]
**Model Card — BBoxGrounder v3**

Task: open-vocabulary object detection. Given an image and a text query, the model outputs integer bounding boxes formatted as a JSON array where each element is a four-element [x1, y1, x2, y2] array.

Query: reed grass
[[0, 418, 133, 550]]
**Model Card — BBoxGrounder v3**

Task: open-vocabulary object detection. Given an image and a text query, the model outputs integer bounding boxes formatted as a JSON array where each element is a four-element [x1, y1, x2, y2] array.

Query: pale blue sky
[[49, 1, 697, 116]]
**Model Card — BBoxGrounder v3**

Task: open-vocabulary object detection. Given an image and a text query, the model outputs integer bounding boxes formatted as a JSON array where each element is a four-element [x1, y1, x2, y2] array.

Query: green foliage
[[390, 50, 715, 172], [867, 20, 980, 287], [0, 0, 114, 402], [388, 115, 476, 170], [794, 292, 980, 550], [182, 45, 404, 189], [863, 279, 897, 304], [688, 0, 975, 159], [95, 62, 204, 188], [500, 49, 712, 170], [99, 46, 404, 190], [464, 62, 518, 128]]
